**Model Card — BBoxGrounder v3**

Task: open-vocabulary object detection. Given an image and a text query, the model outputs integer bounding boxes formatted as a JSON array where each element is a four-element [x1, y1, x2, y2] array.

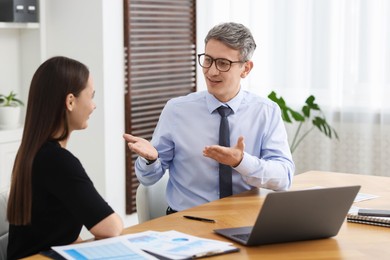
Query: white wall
[[43, 0, 135, 229]]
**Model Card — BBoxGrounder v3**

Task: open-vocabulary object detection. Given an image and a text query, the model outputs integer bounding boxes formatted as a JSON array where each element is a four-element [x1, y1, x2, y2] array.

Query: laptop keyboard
[[232, 233, 250, 241]]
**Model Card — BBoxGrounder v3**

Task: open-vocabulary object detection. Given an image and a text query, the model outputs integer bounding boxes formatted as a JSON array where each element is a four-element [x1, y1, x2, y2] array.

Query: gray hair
[[204, 22, 257, 61]]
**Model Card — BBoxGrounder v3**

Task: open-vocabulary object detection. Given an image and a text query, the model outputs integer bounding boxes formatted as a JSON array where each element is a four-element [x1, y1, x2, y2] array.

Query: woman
[[6, 56, 123, 259]]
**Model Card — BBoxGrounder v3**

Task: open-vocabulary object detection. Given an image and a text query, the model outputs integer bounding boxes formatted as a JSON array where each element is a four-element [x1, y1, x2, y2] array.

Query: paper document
[[353, 192, 379, 202], [52, 237, 156, 260], [307, 186, 379, 203], [52, 230, 238, 260]]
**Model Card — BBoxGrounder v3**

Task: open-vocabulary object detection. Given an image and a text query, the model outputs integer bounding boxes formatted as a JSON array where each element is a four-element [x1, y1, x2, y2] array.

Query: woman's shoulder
[[33, 141, 87, 182]]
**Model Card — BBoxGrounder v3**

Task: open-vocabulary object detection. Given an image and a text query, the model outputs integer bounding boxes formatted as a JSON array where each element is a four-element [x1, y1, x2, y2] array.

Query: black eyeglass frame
[[197, 53, 246, 72]]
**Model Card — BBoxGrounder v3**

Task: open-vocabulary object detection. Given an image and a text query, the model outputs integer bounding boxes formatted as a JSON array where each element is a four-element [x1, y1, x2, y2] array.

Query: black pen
[[183, 215, 216, 223]]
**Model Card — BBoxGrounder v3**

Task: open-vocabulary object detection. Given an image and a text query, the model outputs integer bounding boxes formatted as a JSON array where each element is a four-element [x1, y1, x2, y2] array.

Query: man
[[124, 22, 294, 214]]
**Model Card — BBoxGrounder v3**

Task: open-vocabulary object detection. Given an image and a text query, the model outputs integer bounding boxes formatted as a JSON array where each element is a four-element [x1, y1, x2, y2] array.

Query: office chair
[[0, 187, 9, 260], [136, 173, 169, 223]]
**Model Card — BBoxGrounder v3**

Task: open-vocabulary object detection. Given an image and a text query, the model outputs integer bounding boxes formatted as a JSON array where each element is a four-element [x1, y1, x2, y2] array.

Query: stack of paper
[[52, 230, 239, 260]]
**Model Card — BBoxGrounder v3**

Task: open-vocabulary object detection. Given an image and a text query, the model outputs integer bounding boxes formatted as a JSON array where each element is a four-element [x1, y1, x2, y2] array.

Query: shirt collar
[[206, 88, 243, 114]]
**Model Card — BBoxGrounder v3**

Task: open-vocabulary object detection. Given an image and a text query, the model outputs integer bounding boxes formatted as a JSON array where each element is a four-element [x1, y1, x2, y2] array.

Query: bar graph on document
[[54, 241, 155, 260]]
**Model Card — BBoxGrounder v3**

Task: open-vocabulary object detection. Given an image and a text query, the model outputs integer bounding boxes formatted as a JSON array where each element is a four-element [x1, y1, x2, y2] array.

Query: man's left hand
[[203, 136, 245, 167]]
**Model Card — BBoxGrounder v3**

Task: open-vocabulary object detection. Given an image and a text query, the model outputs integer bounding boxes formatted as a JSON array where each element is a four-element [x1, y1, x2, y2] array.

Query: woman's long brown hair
[[7, 56, 89, 225]]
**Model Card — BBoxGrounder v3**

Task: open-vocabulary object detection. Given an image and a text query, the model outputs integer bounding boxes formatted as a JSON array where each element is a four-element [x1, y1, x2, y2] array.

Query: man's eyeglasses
[[197, 53, 245, 72]]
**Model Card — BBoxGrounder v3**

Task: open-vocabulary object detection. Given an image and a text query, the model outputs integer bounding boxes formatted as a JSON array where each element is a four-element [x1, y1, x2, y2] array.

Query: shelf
[[0, 22, 39, 29]]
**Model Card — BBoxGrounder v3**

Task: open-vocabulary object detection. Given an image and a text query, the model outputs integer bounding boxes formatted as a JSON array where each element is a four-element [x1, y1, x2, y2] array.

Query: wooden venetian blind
[[123, 0, 197, 214]]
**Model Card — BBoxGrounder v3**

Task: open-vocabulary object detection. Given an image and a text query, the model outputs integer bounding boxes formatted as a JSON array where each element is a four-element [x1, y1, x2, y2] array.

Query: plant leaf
[[290, 110, 305, 121], [312, 117, 332, 138], [305, 95, 320, 110], [268, 91, 286, 107], [268, 91, 304, 123], [0, 91, 24, 106], [302, 105, 310, 117]]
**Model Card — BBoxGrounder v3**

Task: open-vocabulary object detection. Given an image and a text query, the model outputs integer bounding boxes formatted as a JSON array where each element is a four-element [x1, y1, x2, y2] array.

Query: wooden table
[[26, 171, 390, 259]]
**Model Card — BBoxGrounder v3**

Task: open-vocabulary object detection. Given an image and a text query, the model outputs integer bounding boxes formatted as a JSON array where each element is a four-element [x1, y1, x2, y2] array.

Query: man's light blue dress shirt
[[135, 89, 295, 211]]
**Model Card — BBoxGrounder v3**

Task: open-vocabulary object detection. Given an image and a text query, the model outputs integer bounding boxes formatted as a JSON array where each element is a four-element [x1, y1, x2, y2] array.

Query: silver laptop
[[214, 185, 360, 246]]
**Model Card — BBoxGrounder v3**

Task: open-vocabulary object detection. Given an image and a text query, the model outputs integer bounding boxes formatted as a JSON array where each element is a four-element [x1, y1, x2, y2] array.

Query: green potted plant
[[0, 91, 24, 130], [268, 91, 338, 153]]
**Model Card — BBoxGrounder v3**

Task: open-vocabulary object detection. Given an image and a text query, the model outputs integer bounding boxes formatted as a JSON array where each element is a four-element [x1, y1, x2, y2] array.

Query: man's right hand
[[123, 133, 158, 161]]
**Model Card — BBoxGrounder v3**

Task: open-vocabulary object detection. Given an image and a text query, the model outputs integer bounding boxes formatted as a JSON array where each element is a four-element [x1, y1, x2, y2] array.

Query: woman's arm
[[89, 212, 123, 239]]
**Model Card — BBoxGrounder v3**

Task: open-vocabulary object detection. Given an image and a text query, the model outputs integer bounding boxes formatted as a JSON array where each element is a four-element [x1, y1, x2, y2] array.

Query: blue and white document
[[52, 230, 238, 260]]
